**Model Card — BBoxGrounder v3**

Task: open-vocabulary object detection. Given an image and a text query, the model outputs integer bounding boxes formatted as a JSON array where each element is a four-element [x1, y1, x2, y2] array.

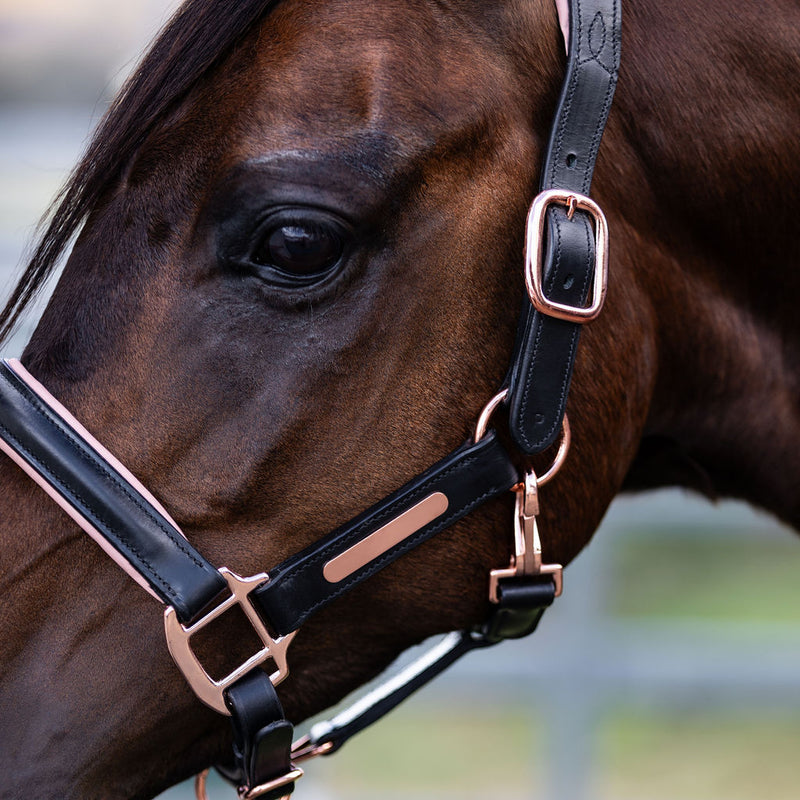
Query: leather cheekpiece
[[253, 431, 519, 636], [506, 0, 621, 455]]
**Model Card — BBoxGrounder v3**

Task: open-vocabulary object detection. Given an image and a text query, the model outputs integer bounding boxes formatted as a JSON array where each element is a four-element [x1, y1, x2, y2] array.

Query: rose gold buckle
[[524, 188, 609, 322], [238, 767, 304, 799], [195, 766, 304, 800], [489, 471, 563, 602], [164, 568, 296, 715]]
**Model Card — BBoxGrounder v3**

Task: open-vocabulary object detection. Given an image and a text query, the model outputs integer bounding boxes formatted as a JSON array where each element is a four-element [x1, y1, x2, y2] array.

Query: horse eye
[[253, 222, 344, 277]]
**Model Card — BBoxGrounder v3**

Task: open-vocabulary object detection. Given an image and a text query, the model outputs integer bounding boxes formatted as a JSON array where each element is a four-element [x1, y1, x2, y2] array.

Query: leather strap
[[481, 576, 556, 642], [304, 631, 492, 755], [220, 669, 298, 800], [0, 360, 226, 623], [297, 577, 555, 757], [506, 0, 620, 454], [253, 432, 519, 636]]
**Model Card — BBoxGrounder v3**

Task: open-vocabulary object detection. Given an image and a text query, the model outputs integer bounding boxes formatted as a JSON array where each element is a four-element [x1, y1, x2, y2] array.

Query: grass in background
[[608, 529, 800, 622], [311, 705, 539, 798], [599, 709, 800, 800]]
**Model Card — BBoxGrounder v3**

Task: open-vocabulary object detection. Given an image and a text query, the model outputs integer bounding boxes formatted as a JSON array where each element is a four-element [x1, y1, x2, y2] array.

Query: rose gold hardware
[[537, 414, 571, 487], [323, 492, 449, 583], [565, 194, 577, 220], [525, 188, 609, 322], [474, 388, 509, 443], [291, 735, 335, 762], [489, 470, 563, 602], [195, 769, 210, 800], [164, 568, 296, 715], [238, 767, 304, 799], [196, 764, 303, 800]]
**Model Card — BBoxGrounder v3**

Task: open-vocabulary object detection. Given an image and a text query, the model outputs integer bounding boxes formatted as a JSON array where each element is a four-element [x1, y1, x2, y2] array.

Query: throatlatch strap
[[253, 432, 518, 636], [506, 0, 620, 454], [0, 360, 226, 622], [297, 577, 556, 757]]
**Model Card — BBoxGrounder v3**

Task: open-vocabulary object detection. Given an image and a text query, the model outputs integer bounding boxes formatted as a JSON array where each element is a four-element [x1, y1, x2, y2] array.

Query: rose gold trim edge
[[4, 358, 186, 536], [0, 435, 161, 601]]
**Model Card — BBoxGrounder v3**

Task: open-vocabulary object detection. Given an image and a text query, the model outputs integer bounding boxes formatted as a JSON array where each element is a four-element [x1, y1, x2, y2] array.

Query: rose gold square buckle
[[164, 568, 296, 715], [238, 766, 304, 799], [195, 766, 304, 800], [524, 188, 609, 323]]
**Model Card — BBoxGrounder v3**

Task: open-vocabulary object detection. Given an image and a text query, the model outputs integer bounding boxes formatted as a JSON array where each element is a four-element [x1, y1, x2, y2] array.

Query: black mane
[[0, 0, 272, 344]]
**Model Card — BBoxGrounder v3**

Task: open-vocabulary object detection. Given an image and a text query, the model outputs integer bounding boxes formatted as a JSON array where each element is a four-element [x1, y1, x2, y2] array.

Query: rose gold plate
[[323, 492, 449, 583]]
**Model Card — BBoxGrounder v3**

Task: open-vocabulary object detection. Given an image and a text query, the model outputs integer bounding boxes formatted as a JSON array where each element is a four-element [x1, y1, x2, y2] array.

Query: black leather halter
[[0, 1, 620, 796]]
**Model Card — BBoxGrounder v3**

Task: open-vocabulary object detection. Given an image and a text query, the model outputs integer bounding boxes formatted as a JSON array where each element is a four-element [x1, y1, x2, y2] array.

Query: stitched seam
[[275, 448, 487, 574], [518, 216, 562, 449], [582, 3, 619, 193], [548, 0, 583, 187], [533, 219, 594, 449], [0, 417, 178, 603], [13, 380, 208, 573], [294, 484, 508, 623], [587, 10, 606, 61], [518, 215, 594, 451]]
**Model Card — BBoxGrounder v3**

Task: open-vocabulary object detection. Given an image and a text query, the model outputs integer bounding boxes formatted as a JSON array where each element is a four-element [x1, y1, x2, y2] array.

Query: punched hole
[[563, 274, 575, 290], [565, 152, 577, 168]]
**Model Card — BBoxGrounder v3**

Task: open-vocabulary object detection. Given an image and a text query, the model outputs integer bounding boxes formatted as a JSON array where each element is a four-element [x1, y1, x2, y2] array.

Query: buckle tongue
[[164, 568, 296, 715]]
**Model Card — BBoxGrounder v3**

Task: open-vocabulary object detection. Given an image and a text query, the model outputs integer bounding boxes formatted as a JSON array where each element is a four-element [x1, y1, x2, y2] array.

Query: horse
[[0, 0, 798, 797]]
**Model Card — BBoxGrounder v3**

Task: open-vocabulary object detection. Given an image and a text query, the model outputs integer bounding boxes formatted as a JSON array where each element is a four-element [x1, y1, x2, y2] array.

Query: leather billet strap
[[252, 432, 518, 636], [506, 0, 620, 454], [219, 669, 300, 800], [0, 359, 226, 623]]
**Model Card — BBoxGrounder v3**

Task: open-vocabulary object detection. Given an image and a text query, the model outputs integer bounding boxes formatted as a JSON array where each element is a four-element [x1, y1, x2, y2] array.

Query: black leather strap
[[506, 0, 620, 454], [481, 577, 556, 642], [298, 578, 555, 756], [220, 669, 298, 800], [303, 631, 492, 755], [253, 432, 519, 636], [0, 361, 226, 622]]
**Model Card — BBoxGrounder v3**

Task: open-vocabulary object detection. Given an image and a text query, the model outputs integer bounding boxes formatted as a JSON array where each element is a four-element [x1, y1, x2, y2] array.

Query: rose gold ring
[[474, 389, 509, 443], [536, 414, 570, 487]]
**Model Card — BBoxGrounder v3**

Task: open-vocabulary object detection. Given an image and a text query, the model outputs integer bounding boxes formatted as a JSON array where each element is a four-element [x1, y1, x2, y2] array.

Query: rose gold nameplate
[[323, 492, 449, 583]]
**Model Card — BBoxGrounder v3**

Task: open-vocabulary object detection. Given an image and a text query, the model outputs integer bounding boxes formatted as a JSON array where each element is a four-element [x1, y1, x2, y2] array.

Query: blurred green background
[[2, 3, 799, 799]]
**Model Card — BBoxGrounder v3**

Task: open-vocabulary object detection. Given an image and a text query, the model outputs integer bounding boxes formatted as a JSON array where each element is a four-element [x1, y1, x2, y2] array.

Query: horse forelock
[[0, 0, 277, 347]]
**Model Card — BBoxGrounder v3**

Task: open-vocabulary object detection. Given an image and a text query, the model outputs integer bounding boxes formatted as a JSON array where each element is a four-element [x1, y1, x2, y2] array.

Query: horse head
[[0, 0, 797, 797]]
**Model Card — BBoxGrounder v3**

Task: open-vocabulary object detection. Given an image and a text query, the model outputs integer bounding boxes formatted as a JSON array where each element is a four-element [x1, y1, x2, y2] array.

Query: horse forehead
[[243, 0, 513, 136]]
